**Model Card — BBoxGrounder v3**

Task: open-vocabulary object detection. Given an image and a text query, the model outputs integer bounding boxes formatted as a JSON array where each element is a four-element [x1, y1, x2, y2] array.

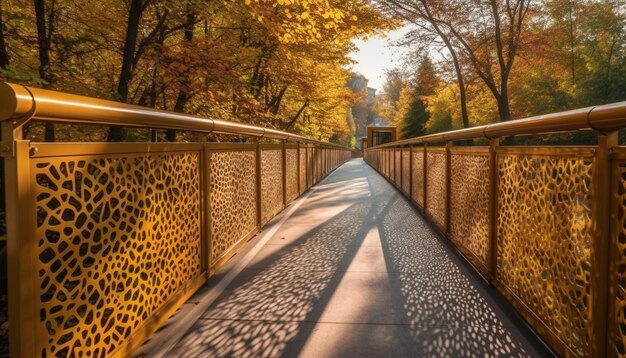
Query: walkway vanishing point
[[137, 159, 550, 357]]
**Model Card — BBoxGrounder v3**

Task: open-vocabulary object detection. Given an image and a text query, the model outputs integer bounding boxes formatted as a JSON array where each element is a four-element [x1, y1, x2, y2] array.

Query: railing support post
[[282, 140, 287, 207], [394, 147, 397, 185], [399, 147, 403, 189], [255, 141, 262, 228], [423, 143, 428, 213], [591, 131, 617, 358], [487, 138, 500, 282], [202, 143, 213, 275], [297, 142, 301, 195], [3, 123, 36, 358], [409, 145, 413, 199], [445, 142, 452, 237], [306, 145, 310, 189]]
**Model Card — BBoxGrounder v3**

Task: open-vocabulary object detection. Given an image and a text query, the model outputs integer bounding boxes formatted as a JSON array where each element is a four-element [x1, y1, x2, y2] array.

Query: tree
[[377, 69, 404, 122], [34, 0, 56, 141], [378, 0, 470, 128], [0, 2, 9, 69], [379, 0, 531, 122], [400, 56, 438, 138], [0, 0, 393, 145]]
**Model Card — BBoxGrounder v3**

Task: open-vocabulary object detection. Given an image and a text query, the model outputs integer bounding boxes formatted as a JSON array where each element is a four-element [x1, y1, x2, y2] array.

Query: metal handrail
[[0, 82, 345, 148], [367, 101, 626, 149]]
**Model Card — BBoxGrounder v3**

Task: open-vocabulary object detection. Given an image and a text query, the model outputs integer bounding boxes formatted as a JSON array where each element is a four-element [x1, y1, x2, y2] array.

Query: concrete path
[[144, 158, 550, 357]]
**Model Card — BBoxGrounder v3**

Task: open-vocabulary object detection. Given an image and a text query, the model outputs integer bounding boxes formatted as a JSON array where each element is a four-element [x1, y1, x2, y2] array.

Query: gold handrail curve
[[0, 82, 344, 147]]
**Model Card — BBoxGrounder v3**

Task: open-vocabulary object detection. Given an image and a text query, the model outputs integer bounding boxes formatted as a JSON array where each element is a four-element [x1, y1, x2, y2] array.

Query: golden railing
[[363, 102, 626, 357], [0, 83, 352, 357]]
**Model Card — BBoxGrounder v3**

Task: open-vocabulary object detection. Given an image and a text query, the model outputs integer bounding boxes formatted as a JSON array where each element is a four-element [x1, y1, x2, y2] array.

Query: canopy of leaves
[[376, 0, 626, 143], [0, 0, 394, 144]]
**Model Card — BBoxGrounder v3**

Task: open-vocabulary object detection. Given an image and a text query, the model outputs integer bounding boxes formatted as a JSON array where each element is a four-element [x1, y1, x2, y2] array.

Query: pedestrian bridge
[[0, 83, 625, 357]]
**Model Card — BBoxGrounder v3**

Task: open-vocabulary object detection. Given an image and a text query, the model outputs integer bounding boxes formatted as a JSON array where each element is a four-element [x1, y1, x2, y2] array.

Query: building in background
[[365, 126, 396, 148]]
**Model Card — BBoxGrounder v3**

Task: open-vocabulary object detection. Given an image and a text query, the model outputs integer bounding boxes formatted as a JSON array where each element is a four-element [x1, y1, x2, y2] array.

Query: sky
[[348, 26, 413, 92]]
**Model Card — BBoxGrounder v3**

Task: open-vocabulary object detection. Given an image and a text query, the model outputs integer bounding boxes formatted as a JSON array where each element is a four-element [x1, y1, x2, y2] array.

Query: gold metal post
[[4, 123, 35, 358], [590, 131, 618, 357], [487, 138, 500, 281], [445, 142, 452, 237]]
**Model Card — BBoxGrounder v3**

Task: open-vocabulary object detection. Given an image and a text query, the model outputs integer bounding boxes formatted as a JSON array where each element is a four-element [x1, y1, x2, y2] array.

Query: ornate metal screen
[[208, 145, 258, 267], [6, 140, 349, 357], [401, 149, 410, 195], [449, 148, 490, 274], [260, 147, 284, 225], [286, 147, 299, 203], [299, 146, 307, 194], [362, 99, 626, 357], [0, 82, 353, 358], [425, 149, 447, 231], [394, 150, 401, 187], [495, 147, 594, 356], [31, 143, 205, 357], [411, 148, 424, 208]]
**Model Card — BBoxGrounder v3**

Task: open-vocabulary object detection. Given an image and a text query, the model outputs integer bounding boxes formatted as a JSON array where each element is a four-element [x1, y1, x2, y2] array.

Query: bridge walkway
[[140, 158, 550, 357]]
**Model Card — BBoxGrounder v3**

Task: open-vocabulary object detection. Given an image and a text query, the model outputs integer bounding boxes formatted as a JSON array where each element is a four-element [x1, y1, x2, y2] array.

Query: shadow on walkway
[[164, 159, 550, 357]]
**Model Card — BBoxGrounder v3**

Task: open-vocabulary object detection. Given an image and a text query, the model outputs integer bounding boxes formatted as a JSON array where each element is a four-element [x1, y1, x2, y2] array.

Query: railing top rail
[[366, 101, 626, 149], [0, 82, 346, 148]]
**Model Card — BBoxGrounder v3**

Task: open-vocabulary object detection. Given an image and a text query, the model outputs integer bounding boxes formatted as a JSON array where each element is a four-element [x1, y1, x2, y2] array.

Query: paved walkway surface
[[143, 158, 550, 357]]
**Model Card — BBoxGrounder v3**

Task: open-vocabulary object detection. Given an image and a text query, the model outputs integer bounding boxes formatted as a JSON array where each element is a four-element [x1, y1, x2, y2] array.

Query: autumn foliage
[[0, 0, 393, 143], [377, 0, 626, 141]]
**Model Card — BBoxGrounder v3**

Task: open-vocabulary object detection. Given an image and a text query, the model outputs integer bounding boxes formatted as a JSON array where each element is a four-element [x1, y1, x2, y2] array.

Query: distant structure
[[363, 126, 397, 149], [347, 74, 379, 140], [366, 87, 376, 105]]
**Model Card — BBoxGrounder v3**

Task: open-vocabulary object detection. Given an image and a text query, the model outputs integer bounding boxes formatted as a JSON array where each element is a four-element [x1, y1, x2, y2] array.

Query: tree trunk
[[284, 99, 309, 130], [418, 0, 470, 128], [34, 0, 55, 142], [496, 90, 513, 122], [0, 2, 9, 68], [169, 5, 197, 142], [108, 0, 143, 142], [447, 44, 469, 128], [567, 0, 576, 82], [268, 86, 287, 115], [34, 0, 51, 82]]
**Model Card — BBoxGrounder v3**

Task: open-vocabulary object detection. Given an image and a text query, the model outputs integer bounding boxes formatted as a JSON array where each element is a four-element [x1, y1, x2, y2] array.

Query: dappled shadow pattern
[[377, 189, 531, 356], [167, 159, 541, 357], [168, 176, 374, 356]]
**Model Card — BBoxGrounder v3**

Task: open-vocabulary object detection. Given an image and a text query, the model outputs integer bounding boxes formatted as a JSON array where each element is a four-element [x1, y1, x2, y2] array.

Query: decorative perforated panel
[[209, 150, 258, 263], [383, 151, 387, 175], [412, 149, 424, 207], [316, 148, 322, 182], [261, 149, 284, 225], [612, 160, 626, 356], [299, 148, 306, 193], [496, 152, 593, 356], [450, 152, 489, 272], [395, 150, 401, 186], [426, 151, 447, 231], [286, 149, 298, 203], [390, 150, 395, 181], [33, 152, 202, 357], [307, 147, 314, 187], [402, 149, 410, 195]]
